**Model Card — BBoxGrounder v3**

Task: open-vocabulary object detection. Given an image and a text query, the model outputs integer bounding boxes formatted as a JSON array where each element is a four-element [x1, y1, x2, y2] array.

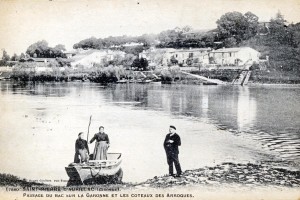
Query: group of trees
[[131, 58, 149, 71], [216, 11, 259, 45], [26, 40, 66, 58], [0, 40, 66, 66], [3, 10, 300, 73], [73, 34, 157, 55]]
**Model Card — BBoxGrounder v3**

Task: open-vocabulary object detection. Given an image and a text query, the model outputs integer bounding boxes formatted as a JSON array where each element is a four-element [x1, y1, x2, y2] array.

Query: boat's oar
[[87, 115, 92, 142]]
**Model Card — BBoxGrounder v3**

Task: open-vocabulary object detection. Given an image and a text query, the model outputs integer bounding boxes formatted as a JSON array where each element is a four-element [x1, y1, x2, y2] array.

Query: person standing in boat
[[89, 126, 110, 160], [74, 132, 90, 163], [163, 125, 182, 177]]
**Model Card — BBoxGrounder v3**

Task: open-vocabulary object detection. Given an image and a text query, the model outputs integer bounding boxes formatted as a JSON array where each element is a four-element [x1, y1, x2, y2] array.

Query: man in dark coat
[[163, 125, 182, 177], [74, 132, 90, 163]]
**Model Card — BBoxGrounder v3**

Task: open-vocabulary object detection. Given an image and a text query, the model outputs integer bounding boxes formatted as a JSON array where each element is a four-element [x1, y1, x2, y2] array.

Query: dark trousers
[[74, 149, 88, 163], [166, 151, 182, 175]]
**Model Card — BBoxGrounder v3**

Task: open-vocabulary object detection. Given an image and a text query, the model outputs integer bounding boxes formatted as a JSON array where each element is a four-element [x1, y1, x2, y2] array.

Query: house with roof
[[209, 47, 260, 68], [139, 47, 211, 68], [162, 48, 211, 66], [63, 49, 79, 58], [19, 57, 57, 63]]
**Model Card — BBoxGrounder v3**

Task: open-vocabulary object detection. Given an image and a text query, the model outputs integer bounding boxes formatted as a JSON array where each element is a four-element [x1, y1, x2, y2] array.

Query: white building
[[209, 47, 260, 67], [162, 48, 211, 66], [139, 47, 211, 68]]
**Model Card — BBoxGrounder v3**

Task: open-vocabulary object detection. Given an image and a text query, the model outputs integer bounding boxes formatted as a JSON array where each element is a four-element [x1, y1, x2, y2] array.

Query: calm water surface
[[0, 81, 299, 185]]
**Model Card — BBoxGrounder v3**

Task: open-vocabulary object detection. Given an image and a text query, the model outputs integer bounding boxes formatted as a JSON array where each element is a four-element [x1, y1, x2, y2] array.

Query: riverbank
[[2, 65, 300, 84], [190, 69, 300, 84], [1, 163, 300, 199], [1, 162, 299, 188]]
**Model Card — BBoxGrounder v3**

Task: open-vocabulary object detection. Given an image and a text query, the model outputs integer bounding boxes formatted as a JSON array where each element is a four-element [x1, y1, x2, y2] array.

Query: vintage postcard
[[0, 0, 299, 199]]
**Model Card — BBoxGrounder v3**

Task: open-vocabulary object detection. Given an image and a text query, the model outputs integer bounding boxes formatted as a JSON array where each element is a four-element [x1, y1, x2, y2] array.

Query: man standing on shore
[[163, 125, 182, 177]]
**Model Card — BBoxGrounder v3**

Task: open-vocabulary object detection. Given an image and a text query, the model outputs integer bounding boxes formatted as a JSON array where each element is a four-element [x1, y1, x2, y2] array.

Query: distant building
[[63, 49, 79, 58], [163, 48, 211, 66], [209, 47, 260, 68], [139, 47, 211, 68], [19, 57, 56, 63]]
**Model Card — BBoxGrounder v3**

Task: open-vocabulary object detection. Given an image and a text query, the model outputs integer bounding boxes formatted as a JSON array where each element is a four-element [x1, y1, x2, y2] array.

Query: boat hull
[[65, 153, 122, 185]]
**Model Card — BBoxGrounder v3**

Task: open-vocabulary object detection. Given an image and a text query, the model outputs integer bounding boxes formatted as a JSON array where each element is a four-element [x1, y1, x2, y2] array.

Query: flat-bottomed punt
[[65, 153, 122, 186]]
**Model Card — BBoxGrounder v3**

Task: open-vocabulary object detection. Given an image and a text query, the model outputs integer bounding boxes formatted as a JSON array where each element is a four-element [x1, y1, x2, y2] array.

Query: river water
[[0, 81, 299, 185]]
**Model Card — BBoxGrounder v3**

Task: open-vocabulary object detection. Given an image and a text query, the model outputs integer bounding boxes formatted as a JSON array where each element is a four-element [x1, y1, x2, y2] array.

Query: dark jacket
[[163, 133, 181, 154], [75, 138, 89, 154], [90, 132, 110, 144]]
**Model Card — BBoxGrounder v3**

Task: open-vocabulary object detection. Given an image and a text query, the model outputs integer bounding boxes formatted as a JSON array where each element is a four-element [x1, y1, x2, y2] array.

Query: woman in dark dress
[[74, 132, 89, 163], [89, 126, 110, 160]]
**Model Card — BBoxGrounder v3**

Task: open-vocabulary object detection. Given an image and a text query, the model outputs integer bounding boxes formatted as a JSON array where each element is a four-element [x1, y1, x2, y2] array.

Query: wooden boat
[[65, 153, 123, 186]]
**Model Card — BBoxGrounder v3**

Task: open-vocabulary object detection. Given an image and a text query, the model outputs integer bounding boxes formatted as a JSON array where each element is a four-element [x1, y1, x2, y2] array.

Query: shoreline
[[1, 162, 299, 189], [1, 79, 300, 86]]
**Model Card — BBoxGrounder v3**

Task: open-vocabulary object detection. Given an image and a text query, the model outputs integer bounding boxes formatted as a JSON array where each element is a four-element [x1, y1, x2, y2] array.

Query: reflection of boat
[[65, 153, 123, 186]]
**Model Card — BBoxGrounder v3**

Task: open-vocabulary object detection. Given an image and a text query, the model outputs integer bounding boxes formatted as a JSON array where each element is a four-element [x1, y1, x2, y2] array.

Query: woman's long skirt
[[93, 141, 108, 160]]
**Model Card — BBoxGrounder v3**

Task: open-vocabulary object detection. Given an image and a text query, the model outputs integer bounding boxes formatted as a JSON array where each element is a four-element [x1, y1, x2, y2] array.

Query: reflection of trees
[[110, 84, 149, 106], [31, 82, 70, 97], [109, 84, 257, 133]]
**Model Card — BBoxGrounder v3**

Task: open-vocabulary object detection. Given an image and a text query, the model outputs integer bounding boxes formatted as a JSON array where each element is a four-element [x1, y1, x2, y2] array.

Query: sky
[[0, 0, 300, 55]]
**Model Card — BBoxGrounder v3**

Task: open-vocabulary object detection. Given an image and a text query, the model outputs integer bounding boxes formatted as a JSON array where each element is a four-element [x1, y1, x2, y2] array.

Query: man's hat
[[78, 132, 84, 136], [170, 125, 176, 130]]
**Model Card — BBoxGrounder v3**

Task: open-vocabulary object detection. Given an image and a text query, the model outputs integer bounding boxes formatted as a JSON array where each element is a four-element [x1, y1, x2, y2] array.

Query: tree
[[26, 40, 49, 57], [54, 44, 66, 51], [121, 54, 136, 68], [182, 25, 193, 33], [139, 58, 148, 71], [11, 53, 20, 61], [20, 53, 26, 59], [269, 11, 288, 45], [0, 49, 10, 65], [26, 40, 66, 58], [131, 58, 148, 71], [224, 37, 237, 47], [216, 11, 249, 42], [244, 12, 259, 39]]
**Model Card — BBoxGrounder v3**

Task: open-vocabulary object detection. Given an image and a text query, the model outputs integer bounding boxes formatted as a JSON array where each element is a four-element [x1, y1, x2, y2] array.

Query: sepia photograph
[[0, 0, 299, 199]]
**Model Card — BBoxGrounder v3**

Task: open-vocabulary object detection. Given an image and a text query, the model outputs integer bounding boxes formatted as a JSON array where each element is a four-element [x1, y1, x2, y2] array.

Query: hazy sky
[[0, 0, 299, 55]]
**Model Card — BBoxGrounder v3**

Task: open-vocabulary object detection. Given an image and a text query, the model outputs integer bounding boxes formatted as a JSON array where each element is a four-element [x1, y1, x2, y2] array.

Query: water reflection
[[108, 84, 299, 163], [237, 87, 257, 131], [0, 81, 71, 97], [0, 81, 299, 185]]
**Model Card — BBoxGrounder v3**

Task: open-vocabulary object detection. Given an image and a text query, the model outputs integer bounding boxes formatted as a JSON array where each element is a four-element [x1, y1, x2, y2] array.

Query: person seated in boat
[[74, 132, 90, 163], [89, 126, 110, 160]]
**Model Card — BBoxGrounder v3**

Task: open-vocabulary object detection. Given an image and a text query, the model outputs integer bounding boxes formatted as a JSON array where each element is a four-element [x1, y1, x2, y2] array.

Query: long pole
[[87, 115, 92, 142]]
